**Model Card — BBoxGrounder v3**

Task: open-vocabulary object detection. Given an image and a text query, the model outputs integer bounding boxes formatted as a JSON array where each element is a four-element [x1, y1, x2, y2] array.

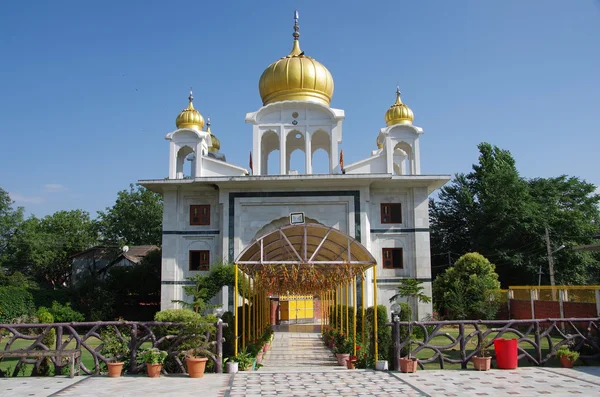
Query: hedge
[[0, 286, 35, 323]]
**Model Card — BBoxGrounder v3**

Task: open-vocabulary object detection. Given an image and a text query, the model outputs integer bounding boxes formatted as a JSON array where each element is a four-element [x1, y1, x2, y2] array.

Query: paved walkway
[[261, 324, 340, 371], [1, 327, 599, 396]]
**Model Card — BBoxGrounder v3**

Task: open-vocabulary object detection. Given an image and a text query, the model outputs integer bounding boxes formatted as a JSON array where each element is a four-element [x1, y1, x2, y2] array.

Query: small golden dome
[[206, 118, 220, 153], [376, 134, 385, 149], [258, 11, 334, 107], [176, 90, 205, 131], [385, 87, 414, 126]]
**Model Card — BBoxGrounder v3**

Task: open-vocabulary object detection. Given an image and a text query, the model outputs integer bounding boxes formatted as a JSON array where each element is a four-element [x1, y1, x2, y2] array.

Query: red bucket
[[494, 338, 518, 369]]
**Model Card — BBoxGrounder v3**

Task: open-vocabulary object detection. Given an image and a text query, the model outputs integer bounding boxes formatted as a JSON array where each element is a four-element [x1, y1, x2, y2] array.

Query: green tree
[[10, 210, 97, 288], [433, 252, 501, 320], [96, 184, 163, 246], [0, 188, 24, 268], [430, 142, 600, 286]]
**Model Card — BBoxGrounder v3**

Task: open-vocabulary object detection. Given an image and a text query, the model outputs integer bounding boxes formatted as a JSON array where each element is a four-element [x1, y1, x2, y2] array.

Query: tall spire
[[187, 88, 195, 109], [289, 10, 302, 56], [206, 116, 211, 133], [395, 86, 403, 104]]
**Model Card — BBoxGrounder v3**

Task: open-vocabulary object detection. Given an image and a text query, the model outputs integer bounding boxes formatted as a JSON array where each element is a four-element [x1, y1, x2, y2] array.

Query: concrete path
[[260, 325, 340, 371]]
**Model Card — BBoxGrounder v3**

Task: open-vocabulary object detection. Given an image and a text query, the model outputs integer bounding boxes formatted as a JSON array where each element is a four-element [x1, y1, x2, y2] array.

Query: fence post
[[459, 323, 466, 369], [55, 325, 63, 375], [530, 289, 536, 319], [558, 289, 565, 319], [391, 318, 399, 371], [216, 319, 224, 373], [595, 289, 600, 317], [507, 290, 512, 319], [129, 323, 138, 374]]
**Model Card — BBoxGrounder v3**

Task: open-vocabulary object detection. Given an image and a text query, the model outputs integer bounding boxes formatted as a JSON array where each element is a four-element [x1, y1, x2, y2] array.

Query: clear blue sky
[[1, 0, 599, 218]]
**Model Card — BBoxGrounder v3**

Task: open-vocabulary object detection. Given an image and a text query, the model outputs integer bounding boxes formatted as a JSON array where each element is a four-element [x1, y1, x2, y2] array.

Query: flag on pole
[[249, 151, 253, 173], [339, 150, 345, 174]]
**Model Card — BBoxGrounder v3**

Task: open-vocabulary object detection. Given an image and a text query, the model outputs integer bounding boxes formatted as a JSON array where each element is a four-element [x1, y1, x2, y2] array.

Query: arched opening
[[286, 130, 305, 174], [261, 130, 280, 175], [311, 129, 331, 174], [393, 142, 413, 175], [176, 146, 195, 179], [311, 148, 330, 174], [232, 224, 379, 365]]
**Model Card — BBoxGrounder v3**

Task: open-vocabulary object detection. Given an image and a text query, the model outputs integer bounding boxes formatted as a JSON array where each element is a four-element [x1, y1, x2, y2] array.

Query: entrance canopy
[[236, 223, 376, 295]]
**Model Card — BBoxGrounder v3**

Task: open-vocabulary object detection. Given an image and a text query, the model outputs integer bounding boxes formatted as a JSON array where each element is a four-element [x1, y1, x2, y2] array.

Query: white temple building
[[139, 13, 450, 321]]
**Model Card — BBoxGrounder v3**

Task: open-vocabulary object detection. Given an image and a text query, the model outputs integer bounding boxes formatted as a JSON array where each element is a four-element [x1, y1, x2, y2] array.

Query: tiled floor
[[1, 327, 599, 396]]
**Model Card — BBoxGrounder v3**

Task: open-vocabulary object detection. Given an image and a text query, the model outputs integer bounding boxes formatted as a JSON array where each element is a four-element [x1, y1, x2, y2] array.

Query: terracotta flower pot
[[262, 343, 270, 352], [399, 357, 418, 373], [559, 356, 575, 368], [346, 359, 357, 369], [106, 362, 124, 377], [146, 363, 162, 378], [256, 352, 263, 364], [472, 356, 491, 371], [336, 353, 350, 366], [186, 357, 208, 378]]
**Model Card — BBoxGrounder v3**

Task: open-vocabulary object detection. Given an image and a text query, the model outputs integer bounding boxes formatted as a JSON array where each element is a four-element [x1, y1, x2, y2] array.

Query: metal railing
[[387, 318, 600, 370], [0, 320, 226, 376]]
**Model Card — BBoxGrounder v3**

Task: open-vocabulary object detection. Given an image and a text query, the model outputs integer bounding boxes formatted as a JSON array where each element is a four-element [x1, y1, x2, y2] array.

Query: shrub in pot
[[100, 330, 130, 377], [471, 335, 492, 371], [556, 347, 579, 368], [184, 348, 209, 378], [399, 340, 418, 373], [138, 348, 168, 378], [334, 333, 352, 366], [229, 351, 254, 371]]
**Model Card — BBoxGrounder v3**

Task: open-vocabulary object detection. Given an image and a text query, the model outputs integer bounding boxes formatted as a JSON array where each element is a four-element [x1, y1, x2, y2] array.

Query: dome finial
[[289, 10, 302, 56], [385, 85, 414, 126], [395, 86, 402, 104], [206, 116, 211, 133], [188, 87, 194, 103]]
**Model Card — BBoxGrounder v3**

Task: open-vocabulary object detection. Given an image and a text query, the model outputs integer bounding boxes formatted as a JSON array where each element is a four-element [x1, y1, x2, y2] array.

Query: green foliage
[[430, 142, 600, 286], [8, 210, 97, 288], [178, 264, 234, 314], [556, 346, 580, 362], [154, 309, 216, 356], [100, 329, 130, 362], [221, 311, 235, 358], [389, 279, 431, 304], [333, 331, 352, 354], [366, 305, 392, 362], [36, 309, 55, 376], [0, 188, 24, 268], [138, 348, 167, 365], [70, 270, 116, 320], [45, 301, 84, 323], [228, 351, 254, 371], [433, 252, 501, 320], [0, 286, 35, 322], [96, 184, 163, 246]]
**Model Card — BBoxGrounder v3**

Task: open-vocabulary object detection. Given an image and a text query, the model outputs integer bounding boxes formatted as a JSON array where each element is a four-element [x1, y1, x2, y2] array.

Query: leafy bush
[[154, 309, 216, 355], [433, 252, 501, 320], [366, 305, 392, 362], [36, 309, 55, 376], [0, 286, 35, 323], [44, 301, 84, 323], [100, 329, 130, 363]]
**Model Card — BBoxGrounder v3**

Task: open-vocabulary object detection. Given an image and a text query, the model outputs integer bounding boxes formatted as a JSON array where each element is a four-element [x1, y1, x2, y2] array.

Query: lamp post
[[390, 303, 401, 371]]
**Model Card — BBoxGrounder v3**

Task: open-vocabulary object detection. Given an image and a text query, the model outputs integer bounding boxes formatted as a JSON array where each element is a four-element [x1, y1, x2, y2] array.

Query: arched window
[[286, 130, 306, 174], [261, 130, 280, 175], [176, 146, 195, 179]]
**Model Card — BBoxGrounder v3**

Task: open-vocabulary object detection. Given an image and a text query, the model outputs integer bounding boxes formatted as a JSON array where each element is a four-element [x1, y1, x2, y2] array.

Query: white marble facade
[[139, 20, 450, 320]]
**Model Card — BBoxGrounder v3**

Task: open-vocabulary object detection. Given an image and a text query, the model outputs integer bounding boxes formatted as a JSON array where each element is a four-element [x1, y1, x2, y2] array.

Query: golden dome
[[258, 11, 334, 107], [385, 87, 414, 126], [206, 118, 220, 153], [176, 91, 205, 131], [376, 134, 385, 149]]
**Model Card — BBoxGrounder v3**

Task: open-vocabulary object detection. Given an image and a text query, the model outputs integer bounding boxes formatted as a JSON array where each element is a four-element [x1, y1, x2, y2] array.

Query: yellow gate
[[279, 295, 314, 323]]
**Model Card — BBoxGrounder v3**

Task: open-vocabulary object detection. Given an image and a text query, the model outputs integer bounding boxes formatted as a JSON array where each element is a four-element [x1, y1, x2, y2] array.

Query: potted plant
[[138, 348, 168, 378], [184, 348, 209, 378], [224, 357, 238, 373], [346, 354, 358, 369], [334, 333, 352, 366], [399, 339, 418, 373], [100, 330, 130, 378], [556, 346, 579, 368], [471, 336, 492, 371], [230, 351, 254, 372]]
